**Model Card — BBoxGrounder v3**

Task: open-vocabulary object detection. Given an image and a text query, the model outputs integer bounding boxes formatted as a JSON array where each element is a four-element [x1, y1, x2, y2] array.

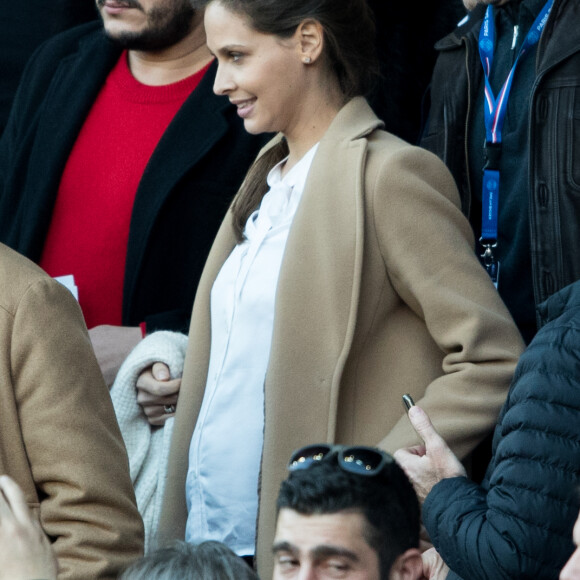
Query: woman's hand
[[0, 475, 58, 580], [136, 362, 182, 426]]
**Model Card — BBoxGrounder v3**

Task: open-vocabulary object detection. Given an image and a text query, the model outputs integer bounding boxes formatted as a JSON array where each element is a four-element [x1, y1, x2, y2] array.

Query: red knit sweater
[[40, 53, 208, 328]]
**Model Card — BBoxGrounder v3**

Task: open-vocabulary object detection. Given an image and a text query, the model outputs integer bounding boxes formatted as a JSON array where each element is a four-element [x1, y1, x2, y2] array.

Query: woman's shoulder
[[364, 129, 461, 205]]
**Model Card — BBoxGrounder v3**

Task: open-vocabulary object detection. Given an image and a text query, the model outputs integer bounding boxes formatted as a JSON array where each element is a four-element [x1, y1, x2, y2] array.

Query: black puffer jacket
[[423, 280, 580, 579]]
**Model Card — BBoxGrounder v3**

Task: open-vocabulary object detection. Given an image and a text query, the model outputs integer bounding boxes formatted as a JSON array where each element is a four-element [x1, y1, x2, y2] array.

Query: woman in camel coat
[[129, 0, 526, 576]]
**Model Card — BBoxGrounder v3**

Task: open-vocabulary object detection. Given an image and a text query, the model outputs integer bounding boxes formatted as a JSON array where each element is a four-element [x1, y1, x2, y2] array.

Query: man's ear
[[388, 548, 423, 580], [295, 18, 324, 64]]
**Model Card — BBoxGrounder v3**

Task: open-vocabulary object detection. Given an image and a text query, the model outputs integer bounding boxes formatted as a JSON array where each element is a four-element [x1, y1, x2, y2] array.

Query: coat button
[[536, 95, 549, 122], [542, 271, 555, 296], [537, 183, 549, 208]]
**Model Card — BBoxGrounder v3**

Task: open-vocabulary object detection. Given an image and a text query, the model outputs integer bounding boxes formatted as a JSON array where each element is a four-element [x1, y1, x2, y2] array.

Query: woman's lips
[[232, 99, 256, 119]]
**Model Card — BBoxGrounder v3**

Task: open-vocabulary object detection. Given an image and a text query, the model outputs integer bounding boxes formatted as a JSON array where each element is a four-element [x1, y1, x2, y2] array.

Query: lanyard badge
[[478, 0, 553, 288]]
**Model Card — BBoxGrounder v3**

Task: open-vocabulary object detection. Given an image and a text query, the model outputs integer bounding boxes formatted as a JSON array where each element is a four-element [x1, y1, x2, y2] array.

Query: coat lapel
[[257, 98, 383, 574], [158, 210, 237, 542], [267, 97, 382, 444], [123, 61, 232, 314], [16, 30, 120, 259]]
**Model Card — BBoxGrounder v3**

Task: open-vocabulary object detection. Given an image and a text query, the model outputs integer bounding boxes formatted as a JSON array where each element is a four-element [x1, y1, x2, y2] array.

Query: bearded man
[[0, 0, 268, 386]]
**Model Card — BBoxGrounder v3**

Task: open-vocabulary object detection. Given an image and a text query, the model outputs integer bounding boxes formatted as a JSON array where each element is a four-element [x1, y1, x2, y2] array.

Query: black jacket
[[421, 0, 580, 335], [424, 280, 580, 579], [0, 22, 269, 332], [0, 0, 97, 135]]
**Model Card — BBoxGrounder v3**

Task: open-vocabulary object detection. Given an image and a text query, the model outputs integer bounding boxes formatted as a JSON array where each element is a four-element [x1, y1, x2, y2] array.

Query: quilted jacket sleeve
[[423, 307, 580, 579]]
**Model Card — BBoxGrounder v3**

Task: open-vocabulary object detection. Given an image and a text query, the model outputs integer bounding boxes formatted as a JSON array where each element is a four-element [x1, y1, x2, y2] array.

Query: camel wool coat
[[0, 243, 144, 578], [158, 98, 524, 577]]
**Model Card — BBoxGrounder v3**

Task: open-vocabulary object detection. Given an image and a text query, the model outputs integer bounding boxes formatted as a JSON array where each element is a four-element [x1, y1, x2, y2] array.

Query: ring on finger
[[164, 404, 176, 414]]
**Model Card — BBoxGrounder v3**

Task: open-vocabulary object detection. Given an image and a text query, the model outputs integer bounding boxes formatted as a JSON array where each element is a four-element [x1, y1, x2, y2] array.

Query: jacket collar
[[434, 0, 580, 86], [434, 0, 569, 52], [435, 5, 486, 51], [258, 96, 384, 159], [320, 96, 384, 142]]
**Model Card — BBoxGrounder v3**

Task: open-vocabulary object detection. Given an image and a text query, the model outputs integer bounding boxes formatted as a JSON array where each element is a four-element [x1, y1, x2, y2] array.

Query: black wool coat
[[0, 22, 270, 332], [0, 0, 97, 136]]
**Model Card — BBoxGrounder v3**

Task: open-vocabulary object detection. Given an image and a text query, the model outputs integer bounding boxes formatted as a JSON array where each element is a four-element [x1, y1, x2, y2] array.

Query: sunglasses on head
[[287, 443, 394, 477]]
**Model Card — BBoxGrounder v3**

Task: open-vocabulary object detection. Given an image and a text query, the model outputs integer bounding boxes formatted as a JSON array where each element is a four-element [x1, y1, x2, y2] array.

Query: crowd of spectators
[[0, 0, 578, 579]]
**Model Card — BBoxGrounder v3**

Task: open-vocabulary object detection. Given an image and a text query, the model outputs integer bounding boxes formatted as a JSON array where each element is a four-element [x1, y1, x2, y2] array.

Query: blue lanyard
[[478, 0, 553, 285]]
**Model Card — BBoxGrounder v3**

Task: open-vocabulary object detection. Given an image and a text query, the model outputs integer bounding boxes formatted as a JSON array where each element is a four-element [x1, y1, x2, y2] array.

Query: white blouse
[[185, 143, 319, 555]]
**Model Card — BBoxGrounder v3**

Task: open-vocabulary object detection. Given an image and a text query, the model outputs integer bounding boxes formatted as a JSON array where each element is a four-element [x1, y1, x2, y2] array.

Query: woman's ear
[[296, 19, 324, 64]]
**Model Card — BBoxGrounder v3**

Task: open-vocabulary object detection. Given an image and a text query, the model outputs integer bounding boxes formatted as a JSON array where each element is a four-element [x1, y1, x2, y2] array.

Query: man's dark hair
[[276, 456, 420, 579]]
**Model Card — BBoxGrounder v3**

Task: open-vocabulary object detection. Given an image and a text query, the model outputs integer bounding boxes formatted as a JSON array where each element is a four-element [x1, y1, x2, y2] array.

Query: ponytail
[[231, 138, 290, 242]]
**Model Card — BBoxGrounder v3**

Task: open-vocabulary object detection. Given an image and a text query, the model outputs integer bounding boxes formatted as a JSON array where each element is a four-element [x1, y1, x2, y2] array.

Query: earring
[[303, 57, 312, 64]]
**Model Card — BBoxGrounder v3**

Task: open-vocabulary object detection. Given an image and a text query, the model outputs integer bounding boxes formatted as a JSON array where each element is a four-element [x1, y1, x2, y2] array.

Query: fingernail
[[408, 406, 421, 419]]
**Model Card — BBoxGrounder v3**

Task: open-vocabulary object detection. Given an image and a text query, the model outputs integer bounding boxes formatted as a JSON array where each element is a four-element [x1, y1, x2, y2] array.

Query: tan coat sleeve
[[370, 145, 525, 458], [10, 278, 144, 579]]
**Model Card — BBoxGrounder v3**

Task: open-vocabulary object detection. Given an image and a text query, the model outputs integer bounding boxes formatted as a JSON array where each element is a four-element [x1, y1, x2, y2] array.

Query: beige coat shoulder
[[0, 243, 144, 579]]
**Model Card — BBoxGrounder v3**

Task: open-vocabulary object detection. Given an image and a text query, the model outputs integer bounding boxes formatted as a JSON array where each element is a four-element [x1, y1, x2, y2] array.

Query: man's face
[[560, 511, 580, 580], [463, 0, 511, 10], [272, 509, 381, 580], [96, 0, 195, 51]]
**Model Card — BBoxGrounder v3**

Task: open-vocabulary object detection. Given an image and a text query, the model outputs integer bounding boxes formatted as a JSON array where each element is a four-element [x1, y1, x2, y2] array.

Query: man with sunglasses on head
[[272, 444, 424, 580]]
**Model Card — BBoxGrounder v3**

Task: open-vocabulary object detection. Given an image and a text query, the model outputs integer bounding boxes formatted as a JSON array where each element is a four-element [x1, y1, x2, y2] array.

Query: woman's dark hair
[[195, 0, 378, 100], [194, 0, 379, 240]]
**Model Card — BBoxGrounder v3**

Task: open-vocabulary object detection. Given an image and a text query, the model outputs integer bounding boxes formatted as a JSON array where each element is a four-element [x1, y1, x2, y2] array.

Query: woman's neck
[[282, 90, 345, 176]]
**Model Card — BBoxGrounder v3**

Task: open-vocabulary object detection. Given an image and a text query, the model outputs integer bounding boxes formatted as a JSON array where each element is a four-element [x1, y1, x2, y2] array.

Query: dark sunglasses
[[287, 443, 393, 477]]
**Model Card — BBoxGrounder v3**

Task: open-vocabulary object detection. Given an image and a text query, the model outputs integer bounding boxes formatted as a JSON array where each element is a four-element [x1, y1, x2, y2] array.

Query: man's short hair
[[276, 449, 420, 578], [119, 540, 259, 580]]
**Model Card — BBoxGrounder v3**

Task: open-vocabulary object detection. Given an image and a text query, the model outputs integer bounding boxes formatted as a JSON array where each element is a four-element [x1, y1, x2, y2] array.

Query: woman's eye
[[230, 52, 243, 62]]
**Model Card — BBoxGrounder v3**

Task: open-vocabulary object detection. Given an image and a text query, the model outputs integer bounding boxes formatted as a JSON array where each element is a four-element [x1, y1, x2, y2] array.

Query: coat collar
[[257, 96, 383, 158], [319, 96, 384, 142], [123, 60, 232, 308], [434, 0, 579, 75]]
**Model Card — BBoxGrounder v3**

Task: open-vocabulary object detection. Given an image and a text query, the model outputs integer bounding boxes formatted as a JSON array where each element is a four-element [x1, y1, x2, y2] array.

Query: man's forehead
[[273, 508, 369, 548]]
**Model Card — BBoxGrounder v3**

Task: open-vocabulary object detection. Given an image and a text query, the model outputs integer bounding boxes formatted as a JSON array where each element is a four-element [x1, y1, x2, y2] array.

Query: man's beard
[[97, 0, 196, 51]]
